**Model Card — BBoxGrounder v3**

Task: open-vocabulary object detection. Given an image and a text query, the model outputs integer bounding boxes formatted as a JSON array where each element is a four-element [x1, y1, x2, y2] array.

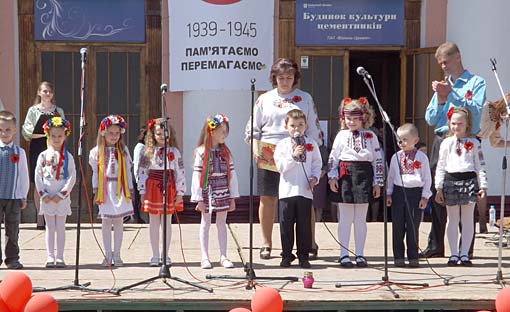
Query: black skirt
[[443, 171, 478, 206], [329, 161, 373, 203], [29, 113, 55, 182], [257, 167, 280, 197]]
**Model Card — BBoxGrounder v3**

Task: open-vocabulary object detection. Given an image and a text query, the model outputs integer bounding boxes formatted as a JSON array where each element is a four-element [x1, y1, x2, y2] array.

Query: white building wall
[[447, 0, 510, 195]]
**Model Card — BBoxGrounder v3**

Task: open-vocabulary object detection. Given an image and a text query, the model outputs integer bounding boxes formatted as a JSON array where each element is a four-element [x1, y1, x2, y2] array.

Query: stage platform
[[3, 222, 509, 311]]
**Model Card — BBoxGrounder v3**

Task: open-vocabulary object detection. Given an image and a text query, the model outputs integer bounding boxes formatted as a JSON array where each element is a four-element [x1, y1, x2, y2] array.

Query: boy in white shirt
[[387, 123, 432, 268], [274, 109, 322, 268]]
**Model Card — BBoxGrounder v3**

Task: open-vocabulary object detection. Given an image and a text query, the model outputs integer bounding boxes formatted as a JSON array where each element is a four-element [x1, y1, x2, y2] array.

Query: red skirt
[[142, 170, 183, 215]]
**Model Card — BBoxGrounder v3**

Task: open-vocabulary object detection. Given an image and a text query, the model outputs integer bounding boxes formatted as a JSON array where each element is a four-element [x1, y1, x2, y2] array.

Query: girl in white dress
[[35, 116, 76, 268], [89, 115, 134, 267]]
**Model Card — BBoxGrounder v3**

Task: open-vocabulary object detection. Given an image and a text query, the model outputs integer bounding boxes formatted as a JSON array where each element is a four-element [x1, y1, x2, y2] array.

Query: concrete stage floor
[[2, 221, 509, 311]]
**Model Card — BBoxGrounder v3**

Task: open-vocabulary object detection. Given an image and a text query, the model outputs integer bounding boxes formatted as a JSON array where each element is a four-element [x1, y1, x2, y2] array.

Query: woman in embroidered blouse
[[435, 106, 487, 266], [22, 81, 65, 229], [244, 58, 322, 260]]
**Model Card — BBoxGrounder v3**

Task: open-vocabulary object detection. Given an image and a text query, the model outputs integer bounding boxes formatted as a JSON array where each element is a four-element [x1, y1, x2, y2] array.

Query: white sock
[[102, 218, 113, 259], [337, 203, 355, 258], [44, 214, 56, 260], [353, 203, 368, 256], [200, 212, 212, 260], [55, 215, 66, 260], [216, 211, 228, 259], [112, 217, 124, 258]]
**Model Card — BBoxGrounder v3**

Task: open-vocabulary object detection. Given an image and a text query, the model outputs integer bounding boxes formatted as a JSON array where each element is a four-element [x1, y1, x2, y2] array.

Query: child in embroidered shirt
[[0, 110, 29, 270], [89, 115, 134, 267], [435, 107, 487, 266], [138, 118, 185, 267], [327, 97, 384, 268], [387, 123, 432, 268], [274, 109, 322, 268], [191, 114, 239, 269], [35, 117, 76, 268]]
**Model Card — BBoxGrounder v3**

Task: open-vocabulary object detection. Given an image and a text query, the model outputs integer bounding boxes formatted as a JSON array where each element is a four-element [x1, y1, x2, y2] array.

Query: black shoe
[[419, 249, 444, 258], [6, 261, 23, 270], [394, 259, 405, 267], [447, 255, 459, 266], [355, 256, 368, 268], [259, 247, 271, 260], [338, 255, 354, 268], [460, 255, 472, 266], [408, 259, 420, 268], [280, 257, 295, 267], [299, 259, 311, 268]]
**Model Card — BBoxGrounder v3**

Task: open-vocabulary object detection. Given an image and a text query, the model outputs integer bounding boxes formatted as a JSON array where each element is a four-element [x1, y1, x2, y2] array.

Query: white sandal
[[221, 257, 234, 268], [201, 259, 212, 269]]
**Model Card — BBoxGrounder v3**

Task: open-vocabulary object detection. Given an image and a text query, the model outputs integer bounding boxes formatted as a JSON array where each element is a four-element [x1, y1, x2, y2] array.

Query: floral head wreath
[[43, 116, 71, 136], [339, 97, 368, 119], [201, 113, 231, 189], [207, 114, 229, 131], [147, 118, 157, 130], [99, 115, 126, 135]]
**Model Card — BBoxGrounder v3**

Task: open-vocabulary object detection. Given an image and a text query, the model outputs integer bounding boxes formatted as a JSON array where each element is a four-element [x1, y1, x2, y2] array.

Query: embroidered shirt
[[435, 136, 488, 190], [244, 88, 323, 146], [274, 136, 322, 200], [327, 129, 384, 186], [387, 150, 432, 199], [0, 142, 29, 199]]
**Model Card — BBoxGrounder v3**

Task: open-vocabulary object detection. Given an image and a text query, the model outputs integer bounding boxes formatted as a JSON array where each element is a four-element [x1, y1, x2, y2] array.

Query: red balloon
[[229, 308, 251, 312], [23, 294, 58, 312], [0, 272, 32, 312], [251, 287, 283, 312], [496, 286, 510, 312], [0, 296, 10, 312]]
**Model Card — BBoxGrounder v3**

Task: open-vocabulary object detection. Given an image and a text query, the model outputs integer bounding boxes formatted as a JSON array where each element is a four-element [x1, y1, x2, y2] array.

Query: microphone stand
[[490, 58, 508, 286], [34, 47, 104, 293], [112, 84, 212, 294], [335, 71, 427, 298], [206, 79, 298, 289]]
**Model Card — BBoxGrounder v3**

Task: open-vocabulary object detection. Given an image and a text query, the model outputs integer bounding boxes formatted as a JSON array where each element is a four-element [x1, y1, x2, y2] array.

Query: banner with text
[[168, 0, 274, 91], [295, 0, 404, 46]]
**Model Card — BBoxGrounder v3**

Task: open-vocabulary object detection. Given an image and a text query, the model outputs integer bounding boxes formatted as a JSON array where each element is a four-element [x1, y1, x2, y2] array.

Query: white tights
[[44, 214, 67, 261], [199, 211, 228, 261], [149, 214, 172, 260], [337, 203, 369, 258], [446, 202, 475, 257], [101, 217, 124, 259]]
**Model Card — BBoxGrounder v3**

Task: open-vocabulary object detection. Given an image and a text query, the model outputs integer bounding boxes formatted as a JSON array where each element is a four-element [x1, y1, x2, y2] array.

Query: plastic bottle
[[303, 271, 314, 289], [489, 205, 496, 228]]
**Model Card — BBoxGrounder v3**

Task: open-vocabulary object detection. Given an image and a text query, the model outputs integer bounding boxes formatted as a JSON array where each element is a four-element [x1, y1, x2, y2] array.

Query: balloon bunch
[[229, 287, 283, 312], [0, 272, 58, 312]]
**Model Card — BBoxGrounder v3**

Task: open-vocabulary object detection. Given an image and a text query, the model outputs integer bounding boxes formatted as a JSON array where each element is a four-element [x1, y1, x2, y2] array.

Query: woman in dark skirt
[[22, 81, 65, 228], [328, 97, 384, 268], [435, 107, 487, 266], [244, 58, 323, 260]]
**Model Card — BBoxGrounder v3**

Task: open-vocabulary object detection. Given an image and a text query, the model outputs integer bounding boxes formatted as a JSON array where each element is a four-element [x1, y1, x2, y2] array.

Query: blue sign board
[[295, 0, 404, 46], [34, 0, 145, 42]]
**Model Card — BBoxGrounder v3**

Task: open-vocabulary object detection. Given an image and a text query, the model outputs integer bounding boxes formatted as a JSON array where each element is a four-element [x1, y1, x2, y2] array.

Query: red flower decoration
[[10, 153, 19, 163], [167, 152, 175, 161], [464, 141, 474, 151], [147, 119, 156, 130], [292, 95, 302, 103], [343, 97, 352, 104], [305, 143, 314, 152], [358, 97, 368, 105], [446, 106, 455, 120], [54, 111, 60, 116], [364, 132, 373, 139], [412, 160, 422, 169], [465, 90, 473, 100]]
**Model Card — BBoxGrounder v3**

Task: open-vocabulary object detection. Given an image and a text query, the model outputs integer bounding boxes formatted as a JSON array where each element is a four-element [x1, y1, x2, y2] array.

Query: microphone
[[80, 48, 87, 64], [293, 132, 306, 162], [356, 66, 371, 79], [160, 83, 168, 94]]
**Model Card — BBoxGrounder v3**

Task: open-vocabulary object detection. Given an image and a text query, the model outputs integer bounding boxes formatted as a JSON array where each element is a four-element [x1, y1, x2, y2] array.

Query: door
[[402, 47, 442, 154], [36, 46, 145, 221]]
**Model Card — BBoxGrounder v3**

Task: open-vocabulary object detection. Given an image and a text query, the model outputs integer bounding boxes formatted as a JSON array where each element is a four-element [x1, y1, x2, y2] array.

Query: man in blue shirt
[[421, 42, 487, 258]]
